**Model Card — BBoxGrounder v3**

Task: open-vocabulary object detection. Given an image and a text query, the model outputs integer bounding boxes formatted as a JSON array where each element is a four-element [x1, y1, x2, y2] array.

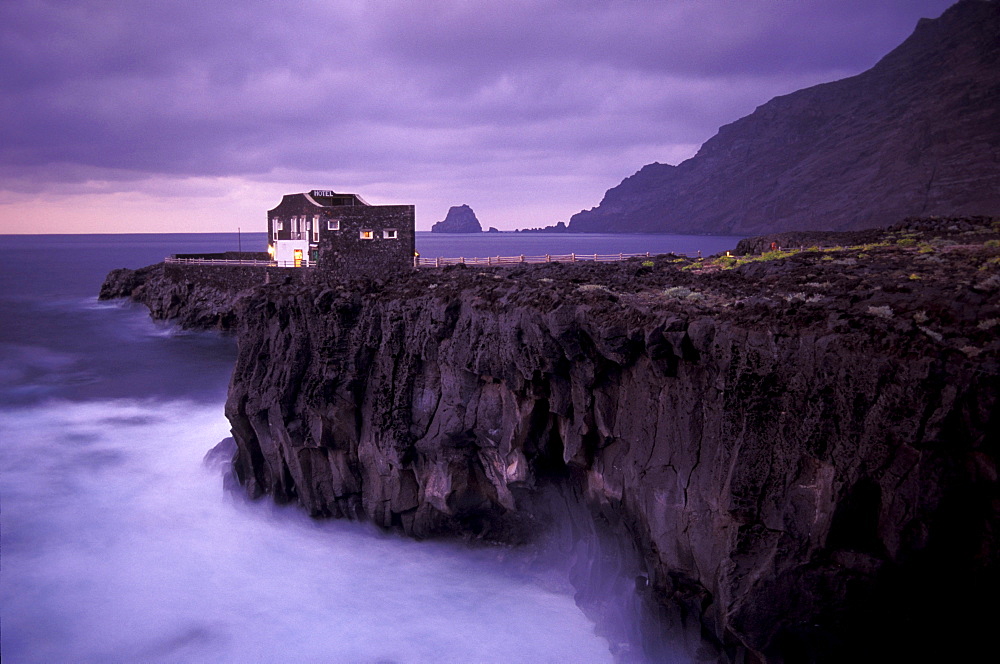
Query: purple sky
[[0, 0, 955, 233]]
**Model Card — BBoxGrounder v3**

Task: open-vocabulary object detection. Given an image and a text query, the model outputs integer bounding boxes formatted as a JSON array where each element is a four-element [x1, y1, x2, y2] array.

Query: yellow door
[[293, 249, 303, 267]]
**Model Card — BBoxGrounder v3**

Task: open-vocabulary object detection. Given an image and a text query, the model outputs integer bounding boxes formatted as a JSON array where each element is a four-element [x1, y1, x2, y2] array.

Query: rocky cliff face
[[208, 219, 1000, 662], [99, 264, 244, 329], [431, 204, 483, 233], [570, 0, 1000, 235]]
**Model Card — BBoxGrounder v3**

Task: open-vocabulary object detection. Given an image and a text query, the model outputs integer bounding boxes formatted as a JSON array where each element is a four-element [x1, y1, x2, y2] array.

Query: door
[[293, 248, 303, 267]]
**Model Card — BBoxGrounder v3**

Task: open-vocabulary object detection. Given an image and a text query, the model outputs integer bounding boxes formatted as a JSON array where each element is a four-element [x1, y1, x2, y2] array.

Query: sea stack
[[430, 204, 483, 233]]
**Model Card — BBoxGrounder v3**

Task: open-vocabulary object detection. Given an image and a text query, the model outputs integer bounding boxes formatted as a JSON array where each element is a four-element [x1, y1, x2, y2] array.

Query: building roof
[[304, 190, 370, 207]]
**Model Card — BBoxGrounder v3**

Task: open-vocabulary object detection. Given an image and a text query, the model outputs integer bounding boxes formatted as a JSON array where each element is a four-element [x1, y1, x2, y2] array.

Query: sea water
[[0, 233, 731, 663]]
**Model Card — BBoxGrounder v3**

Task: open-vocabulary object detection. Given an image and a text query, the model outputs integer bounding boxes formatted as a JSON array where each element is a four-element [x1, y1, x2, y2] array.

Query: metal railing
[[166, 251, 700, 270], [414, 251, 696, 267], [165, 257, 310, 268]]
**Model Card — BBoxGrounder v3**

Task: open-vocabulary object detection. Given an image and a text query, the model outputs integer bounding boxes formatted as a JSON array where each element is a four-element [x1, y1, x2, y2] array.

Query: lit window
[[276, 219, 284, 231], [360, 230, 374, 240], [327, 219, 340, 231], [383, 229, 398, 239]]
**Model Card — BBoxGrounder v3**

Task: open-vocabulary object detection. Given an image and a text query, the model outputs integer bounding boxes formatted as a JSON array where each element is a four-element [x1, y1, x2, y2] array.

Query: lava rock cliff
[[101, 218, 1000, 662]]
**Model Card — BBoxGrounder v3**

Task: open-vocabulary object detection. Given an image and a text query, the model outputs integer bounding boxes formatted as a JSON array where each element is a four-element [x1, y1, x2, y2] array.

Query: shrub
[[664, 286, 693, 298], [984, 239, 1000, 249], [908, 273, 921, 281], [868, 305, 894, 319], [918, 325, 943, 342], [917, 244, 935, 254], [641, 260, 655, 268], [896, 238, 917, 247]]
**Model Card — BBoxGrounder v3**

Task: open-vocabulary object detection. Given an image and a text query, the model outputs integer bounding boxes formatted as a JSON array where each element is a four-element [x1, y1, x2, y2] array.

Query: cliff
[[570, 0, 1000, 235], [101, 218, 1000, 662], [431, 204, 483, 233]]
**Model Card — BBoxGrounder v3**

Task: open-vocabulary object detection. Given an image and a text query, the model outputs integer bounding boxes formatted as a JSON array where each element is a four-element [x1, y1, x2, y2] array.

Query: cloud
[[0, 0, 955, 231]]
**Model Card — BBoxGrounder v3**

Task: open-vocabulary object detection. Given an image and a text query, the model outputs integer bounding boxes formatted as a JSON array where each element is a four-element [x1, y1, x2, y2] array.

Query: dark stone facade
[[268, 191, 415, 277], [313, 204, 415, 278]]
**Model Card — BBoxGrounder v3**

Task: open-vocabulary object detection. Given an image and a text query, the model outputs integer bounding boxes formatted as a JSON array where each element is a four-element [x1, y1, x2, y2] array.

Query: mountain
[[570, 0, 1000, 235], [430, 204, 483, 233]]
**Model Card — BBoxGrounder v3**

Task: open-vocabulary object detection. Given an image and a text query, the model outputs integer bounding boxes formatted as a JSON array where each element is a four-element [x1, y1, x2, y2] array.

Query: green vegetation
[[897, 238, 917, 247], [641, 260, 655, 268]]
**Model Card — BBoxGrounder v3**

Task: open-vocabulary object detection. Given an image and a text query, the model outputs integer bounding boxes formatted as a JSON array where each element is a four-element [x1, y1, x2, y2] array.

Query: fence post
[[646, 252, 650, 257], [546, 254, 550, 262], [520, 254, 525, 263], [460, 257, 465, 264], [436, 257, 441, 268], [571, 253, 575, 262], [619, 253, 623, 261], [487, 256, 492, 265], [594, 253, 598, 261], [697, 250, 702, 258]]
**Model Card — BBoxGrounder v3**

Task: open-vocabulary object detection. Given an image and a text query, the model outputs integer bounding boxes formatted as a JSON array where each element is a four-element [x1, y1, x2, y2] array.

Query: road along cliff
[[102, 218, 1000, 662]]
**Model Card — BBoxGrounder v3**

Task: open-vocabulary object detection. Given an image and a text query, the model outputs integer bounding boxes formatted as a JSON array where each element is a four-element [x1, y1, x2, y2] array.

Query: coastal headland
[[101, 217, 1000, 662]]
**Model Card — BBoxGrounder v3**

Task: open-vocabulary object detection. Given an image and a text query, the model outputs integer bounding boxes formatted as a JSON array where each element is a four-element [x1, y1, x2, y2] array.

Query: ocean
[[0, 232, 741, 663]]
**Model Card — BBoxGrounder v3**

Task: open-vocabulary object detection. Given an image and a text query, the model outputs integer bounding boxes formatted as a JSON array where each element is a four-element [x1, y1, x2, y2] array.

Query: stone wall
[[172, 251, 271, 261], [163, 262, 305, 292], [316, 204, 416, 278]]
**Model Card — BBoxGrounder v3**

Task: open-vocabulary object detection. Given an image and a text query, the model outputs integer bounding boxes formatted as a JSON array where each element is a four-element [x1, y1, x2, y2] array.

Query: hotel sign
[[311, 189, 336, 197]]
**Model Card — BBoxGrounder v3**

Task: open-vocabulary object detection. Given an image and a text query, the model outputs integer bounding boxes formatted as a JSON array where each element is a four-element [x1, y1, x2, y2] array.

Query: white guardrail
[[413, 251, 683, 267], [165, 251, 701, 269], [164, 257, 309, 268]]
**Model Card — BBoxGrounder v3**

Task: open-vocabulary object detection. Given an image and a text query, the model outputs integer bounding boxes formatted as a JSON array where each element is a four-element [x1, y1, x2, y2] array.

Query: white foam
[[0, 399, 613, 663]]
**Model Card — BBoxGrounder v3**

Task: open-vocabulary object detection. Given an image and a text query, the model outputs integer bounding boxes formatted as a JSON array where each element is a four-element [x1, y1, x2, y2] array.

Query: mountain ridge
[[570, 0, 1000, 235]]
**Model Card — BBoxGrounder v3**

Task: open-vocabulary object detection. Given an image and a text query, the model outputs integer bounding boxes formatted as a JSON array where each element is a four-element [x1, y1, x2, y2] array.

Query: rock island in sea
[[101, 214, 1000, 663]]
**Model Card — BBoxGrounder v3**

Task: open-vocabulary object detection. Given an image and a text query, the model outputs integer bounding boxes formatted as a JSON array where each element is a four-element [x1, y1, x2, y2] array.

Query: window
[[360, 230, 374, 240], [327, 219, 340, 231], [383, 229, 398, 239], [312, 216, 319, 242], [291, 216, 299, 233], [276, 219, 284, 231]]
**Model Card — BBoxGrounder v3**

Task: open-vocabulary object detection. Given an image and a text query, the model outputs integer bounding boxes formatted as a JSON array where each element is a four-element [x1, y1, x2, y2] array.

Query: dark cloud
[[0, 0, 955, 228]]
